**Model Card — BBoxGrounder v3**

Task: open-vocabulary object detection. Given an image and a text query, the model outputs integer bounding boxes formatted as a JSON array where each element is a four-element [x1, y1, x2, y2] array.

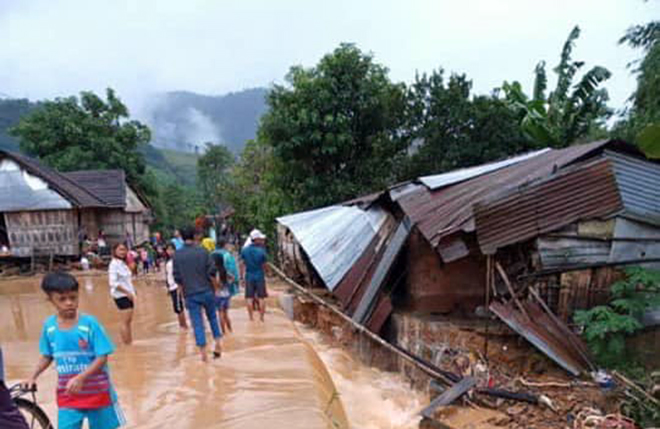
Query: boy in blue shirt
[[24, 272, 125, 429], [240, 229, 268, 322]]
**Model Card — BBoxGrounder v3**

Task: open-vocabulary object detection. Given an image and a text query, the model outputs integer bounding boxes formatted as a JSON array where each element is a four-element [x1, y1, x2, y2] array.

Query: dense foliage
[[0, 98, 37, 151], [614, 20, 660, 158], [574, 267, 660, 368], [502, 26, 611, 147], [574, 267, 660, 427], [197, 143, 234, 212], [260, 44, 410, 210], [11, 88, 151, 187], [222, 139, 290, 240], [405, 70, 534, 178]]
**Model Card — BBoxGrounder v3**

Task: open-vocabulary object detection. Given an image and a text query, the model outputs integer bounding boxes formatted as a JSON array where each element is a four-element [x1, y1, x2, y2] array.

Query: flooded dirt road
[[0, 273, 423, 429]]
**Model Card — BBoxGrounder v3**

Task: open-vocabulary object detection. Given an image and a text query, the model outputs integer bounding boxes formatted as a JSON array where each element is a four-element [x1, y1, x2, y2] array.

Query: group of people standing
[[107, 226, 269, 361], [4, 225, 269, 429]]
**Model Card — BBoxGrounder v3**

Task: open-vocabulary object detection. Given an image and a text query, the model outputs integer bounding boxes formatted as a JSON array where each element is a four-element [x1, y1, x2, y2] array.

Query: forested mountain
[[0, 98, 37, 151], [145, 87, 268, 154], [0, 87, 268, 185]]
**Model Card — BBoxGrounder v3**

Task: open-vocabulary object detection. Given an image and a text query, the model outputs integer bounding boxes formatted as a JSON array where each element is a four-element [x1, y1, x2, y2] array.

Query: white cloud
[[0, 0, 656, 115]]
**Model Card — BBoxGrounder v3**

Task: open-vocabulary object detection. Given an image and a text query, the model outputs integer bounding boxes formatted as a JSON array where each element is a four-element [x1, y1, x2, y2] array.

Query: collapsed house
[[277, 139, 660, 375], [0, 150, 151, 258]]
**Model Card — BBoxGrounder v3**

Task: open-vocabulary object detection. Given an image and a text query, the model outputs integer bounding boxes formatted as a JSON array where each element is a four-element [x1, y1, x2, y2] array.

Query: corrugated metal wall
[[606, 150, 660, 223]]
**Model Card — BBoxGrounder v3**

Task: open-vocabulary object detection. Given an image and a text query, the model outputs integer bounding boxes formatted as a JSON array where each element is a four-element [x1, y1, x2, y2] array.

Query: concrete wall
[[406, 228, 486, 314]]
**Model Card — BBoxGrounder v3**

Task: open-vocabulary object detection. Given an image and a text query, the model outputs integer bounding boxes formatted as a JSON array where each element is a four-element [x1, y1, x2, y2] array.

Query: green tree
[[0, 98, 37, 151], [405, 70, 532, 178], [222, 139, 291, 240], [614, 21, 660, 157], [156, 182, 204, 231], [197, 142, 234, 212], [502, 26, 612, 147], [10, 88, 151, 187], [260, 43, 409, 210]]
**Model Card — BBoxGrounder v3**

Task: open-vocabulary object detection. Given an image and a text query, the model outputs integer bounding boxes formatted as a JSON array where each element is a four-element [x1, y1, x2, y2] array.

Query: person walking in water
[[240, 229, 268, 322], [108, 243, 136, 345], [211, 251, 232, 334], [165, 244, 188, 330], [213, 239, 239, 333], [173, 227, 223, 362]]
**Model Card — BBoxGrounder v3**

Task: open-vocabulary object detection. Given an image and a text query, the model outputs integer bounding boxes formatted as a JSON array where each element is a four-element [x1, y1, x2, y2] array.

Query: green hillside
[[140, 145, 199, 187]]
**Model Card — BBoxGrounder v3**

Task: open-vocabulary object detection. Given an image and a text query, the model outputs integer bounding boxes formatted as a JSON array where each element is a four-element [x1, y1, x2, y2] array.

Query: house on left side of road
[[0, 150, 151, 258]]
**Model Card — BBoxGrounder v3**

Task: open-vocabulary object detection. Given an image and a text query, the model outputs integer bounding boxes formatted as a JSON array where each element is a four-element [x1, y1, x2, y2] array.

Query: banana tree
[[503, 26, 612, 147]]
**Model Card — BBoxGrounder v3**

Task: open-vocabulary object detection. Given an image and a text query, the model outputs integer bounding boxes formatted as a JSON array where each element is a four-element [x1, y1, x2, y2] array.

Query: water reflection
[[1, 274, 348, 429]]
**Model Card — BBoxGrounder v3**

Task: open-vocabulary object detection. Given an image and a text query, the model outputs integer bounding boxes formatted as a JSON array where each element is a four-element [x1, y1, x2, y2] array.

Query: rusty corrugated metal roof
[[396, 140, 615, 257], [475, 158, 624, 255], [419, 148, 550, 190], [490, 300, 593, 376]]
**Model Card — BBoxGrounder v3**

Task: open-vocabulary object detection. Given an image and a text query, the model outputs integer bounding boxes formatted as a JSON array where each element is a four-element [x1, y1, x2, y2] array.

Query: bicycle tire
[[13, 397, 53, 429]]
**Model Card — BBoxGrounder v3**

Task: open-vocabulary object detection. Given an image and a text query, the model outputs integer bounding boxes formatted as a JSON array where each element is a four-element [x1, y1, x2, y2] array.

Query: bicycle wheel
[[13, 398, 53, 429]]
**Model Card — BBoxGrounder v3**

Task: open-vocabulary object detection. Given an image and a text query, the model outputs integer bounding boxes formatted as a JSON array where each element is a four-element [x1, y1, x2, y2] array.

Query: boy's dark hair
[[180, 226, 196, 241], [216, 238, 227, 249], [42, 271, 79, 294]]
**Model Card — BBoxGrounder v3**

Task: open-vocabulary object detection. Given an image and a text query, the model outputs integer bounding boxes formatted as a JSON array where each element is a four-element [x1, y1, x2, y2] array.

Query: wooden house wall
[[5, 210, 77, 257], [127, 212, 150, 245], [97, 209, 127, 244], [96, 210, 149, 246], [79, 209, 100, 240], [277, 224, 318, 288], [530, 217, 660, 321]]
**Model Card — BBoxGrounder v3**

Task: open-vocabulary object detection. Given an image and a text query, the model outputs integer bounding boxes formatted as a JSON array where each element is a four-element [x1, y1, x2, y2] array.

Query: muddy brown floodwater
[[0, 272, 424, 429]]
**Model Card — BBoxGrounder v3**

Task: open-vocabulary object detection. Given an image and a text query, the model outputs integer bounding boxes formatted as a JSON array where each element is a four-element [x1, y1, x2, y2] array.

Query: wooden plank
[[495, 262, 529, 319], [421, 377, 477, 419]]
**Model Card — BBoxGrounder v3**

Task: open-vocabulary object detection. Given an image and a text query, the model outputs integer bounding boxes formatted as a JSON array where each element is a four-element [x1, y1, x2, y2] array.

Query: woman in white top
[[108, 243, 136, 344], [165, 244, 187, 329]]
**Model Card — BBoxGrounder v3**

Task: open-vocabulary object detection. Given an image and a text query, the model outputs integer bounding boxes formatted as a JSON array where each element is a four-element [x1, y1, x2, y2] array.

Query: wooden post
[[484, 255, 492, 362], [495, 261, 529, 320]]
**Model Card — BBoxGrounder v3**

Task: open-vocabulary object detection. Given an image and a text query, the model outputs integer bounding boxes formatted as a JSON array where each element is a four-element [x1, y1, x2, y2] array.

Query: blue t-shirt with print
[[240, 245, 267, 283], [39, 314, 117, 409]]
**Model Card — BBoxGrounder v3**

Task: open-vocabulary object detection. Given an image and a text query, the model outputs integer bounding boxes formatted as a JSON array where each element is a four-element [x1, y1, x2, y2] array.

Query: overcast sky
[[0, 0, 657, 118]]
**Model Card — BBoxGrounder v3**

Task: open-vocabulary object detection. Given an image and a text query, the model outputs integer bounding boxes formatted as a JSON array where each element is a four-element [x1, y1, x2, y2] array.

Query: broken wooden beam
[[495, 261, 529, 320], [421, 377, 477, 419]]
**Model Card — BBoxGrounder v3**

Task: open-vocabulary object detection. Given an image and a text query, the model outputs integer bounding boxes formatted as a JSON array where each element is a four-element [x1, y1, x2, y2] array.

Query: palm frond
[[619, 21, 660, 50], [570, 66, 612, 105], [552, 26, 581, 105], [532, 61, 547, 102]]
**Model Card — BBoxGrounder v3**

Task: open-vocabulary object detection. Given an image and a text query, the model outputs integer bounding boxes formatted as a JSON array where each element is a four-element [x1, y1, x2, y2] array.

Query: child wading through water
[[165, 244, 188, 329], [211, 251, 232, 334], [108, 243, 136, 345], [212, 239, 239, 333], [23, 272, 125, 429]]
